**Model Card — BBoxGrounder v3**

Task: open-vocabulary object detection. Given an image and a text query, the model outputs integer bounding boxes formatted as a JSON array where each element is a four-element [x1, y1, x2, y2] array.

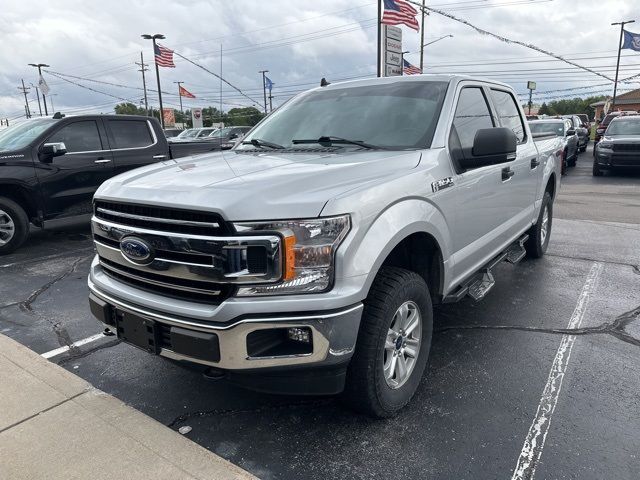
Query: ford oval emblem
[[120, 236, 154, 264]]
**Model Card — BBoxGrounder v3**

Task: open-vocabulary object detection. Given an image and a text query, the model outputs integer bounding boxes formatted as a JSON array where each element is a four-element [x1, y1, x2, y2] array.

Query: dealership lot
[[1, 147, 639, 480]]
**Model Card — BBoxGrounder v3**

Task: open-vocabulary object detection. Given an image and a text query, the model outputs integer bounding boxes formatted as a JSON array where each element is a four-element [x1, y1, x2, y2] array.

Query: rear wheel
[[0, 197, 29, 255], [525, 191, 552, 258], [342, 267, 433, 418]]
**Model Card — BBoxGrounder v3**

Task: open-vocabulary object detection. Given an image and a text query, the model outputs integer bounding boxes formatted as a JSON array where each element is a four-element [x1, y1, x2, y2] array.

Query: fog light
[[287, 327, 311, 343]]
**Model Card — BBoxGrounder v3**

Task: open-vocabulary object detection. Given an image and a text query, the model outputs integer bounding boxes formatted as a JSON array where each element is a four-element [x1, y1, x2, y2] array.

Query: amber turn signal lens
[[283, 234, 296, 280]]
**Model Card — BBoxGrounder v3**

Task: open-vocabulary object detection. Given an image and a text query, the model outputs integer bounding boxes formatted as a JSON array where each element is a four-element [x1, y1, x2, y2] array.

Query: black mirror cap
[[566, 129, 576, 136], [40, 142, 67, 161], [459, 128, 516, 170], [228, 133, 238, 140]]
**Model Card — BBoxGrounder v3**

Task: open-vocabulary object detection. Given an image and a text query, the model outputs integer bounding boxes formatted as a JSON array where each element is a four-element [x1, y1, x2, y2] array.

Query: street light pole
[[142, 34, 166, 128], [611, 20, 635, 112], [419, 0, 427, 72], [28, 63, 49, 115], [259, 70, 269, 114]]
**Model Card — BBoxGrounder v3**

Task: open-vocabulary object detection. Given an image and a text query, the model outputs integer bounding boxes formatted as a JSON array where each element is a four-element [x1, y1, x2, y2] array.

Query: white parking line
[[41, 332, 107, 359], [511, 262, 603, 480]]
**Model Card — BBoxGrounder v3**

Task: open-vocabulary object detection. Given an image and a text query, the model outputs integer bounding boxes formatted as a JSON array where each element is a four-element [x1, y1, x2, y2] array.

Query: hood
[[602, 135, 640, 143], [96, 149, 422, 220]]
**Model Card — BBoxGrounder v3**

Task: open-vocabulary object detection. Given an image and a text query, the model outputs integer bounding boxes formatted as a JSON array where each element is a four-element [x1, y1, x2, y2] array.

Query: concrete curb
[[0, 334, 256, 480]]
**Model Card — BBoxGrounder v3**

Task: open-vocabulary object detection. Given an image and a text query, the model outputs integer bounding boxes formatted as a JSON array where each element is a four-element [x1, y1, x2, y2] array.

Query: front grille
[[612, 143, 640, 152], [100, 258, 234, 304], [94, 201, 231, 235]]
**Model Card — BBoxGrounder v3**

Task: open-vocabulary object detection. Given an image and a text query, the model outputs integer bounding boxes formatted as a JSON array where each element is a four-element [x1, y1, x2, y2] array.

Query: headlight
[[233, 215, 350, 295], [598, 142, 613, 150]]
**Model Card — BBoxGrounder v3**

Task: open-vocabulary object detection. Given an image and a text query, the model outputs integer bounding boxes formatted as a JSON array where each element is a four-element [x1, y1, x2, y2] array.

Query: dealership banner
[[162, 108, 175, 127]]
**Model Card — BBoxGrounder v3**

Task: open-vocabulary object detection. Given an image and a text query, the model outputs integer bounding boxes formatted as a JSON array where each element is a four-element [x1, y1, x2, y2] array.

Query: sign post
[[527, 81, 537, 115], [191, 107, 203, 129], [383, 25, 403, 77]]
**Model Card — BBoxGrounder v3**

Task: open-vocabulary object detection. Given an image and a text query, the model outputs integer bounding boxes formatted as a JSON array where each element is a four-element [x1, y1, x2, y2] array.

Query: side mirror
[[228, 133, 238, 140], [40, 142, 67, 162], [566, 129, 576, 136], [460, 128, 517, 169]]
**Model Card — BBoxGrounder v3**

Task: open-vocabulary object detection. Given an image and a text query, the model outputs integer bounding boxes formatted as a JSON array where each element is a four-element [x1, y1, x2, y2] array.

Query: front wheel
[[525, 191, 552, 258], [342, 267, 433, 418], [0, 197, 29, 256]]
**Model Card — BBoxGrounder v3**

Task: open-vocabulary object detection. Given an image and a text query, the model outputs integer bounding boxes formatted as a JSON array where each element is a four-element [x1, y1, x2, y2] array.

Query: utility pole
[[220, 44, 223, 125], [135, 52, 149, 115], [31, 83, 43, 116], [18, 79, 31, 118], [49, 94, 57, 112], [142, 34, 167, 128], [419, 0, 427, 72], [377, 0, 382, 77], [611, 19, 636, 111], [174, 81, 184, 118], [259, 70, 269, 114], [268, 92, 273, 112], [28, 63, 49, 115]]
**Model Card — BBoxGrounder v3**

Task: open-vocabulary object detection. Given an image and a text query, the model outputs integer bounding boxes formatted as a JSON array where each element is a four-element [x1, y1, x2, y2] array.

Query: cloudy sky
[[1, 0, 638, 121]]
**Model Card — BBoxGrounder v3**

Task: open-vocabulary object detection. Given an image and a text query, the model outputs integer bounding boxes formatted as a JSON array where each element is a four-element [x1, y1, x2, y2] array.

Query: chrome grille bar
[[96, 207, 220, 228]]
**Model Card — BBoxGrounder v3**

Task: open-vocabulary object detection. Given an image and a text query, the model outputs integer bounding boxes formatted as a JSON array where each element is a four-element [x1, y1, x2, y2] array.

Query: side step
[[443, 234, 528, 303]]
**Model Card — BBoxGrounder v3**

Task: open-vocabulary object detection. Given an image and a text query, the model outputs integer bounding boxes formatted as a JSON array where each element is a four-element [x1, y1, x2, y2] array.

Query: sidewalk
[[0, 334, 256, 480]]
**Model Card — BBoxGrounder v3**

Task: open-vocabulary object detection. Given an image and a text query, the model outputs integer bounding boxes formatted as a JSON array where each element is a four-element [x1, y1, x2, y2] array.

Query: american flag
[[403, 59, 422, 75], [381, 0, 420, 32], [154, 43, 175, 68]]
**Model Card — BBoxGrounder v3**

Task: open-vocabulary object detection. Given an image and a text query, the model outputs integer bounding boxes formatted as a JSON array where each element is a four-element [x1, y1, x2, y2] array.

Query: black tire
[[579, 145, 587, 153], [0, 197, 29, 255], [525, 191, 552, 258], [342, 266, 433, 418], [592, 161, 603, 177]]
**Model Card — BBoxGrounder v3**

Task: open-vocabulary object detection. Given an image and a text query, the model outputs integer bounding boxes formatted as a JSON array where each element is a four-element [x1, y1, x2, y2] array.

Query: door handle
[[94, 158, 112, 164], [502, 167, 515, 181], [152, 154, 167, 160], [530, 158, 540, 168]]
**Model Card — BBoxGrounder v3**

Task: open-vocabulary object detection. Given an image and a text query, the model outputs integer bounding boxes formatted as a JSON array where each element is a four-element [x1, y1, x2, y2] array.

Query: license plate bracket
[[115, 310, 160, 354]]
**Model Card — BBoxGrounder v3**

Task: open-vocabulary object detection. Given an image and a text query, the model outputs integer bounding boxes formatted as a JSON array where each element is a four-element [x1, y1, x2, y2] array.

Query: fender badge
[[431, 177, 454, 193]]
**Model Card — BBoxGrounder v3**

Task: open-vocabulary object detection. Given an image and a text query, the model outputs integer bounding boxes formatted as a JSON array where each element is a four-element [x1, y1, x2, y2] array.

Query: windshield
[[606, 119, 640, 136], [0, 119, 58, 151], [209, 127, 233, 138], [528, 122, 564, 137], [177, 129, 199, 139], [238, 81, 449, 150]]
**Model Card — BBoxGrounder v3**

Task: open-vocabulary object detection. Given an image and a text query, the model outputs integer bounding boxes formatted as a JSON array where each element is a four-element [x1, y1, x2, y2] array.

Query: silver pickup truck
[[88, 75, 562, 417]]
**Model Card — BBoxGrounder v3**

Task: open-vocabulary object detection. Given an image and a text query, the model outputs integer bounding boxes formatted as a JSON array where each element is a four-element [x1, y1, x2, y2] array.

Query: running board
[[443, 234, 529, 303]]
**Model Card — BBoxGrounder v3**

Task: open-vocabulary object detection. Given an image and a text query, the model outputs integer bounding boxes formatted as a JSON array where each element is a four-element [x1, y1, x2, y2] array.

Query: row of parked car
[[527, 114, 588, 175], [163, 126, 252, 149]]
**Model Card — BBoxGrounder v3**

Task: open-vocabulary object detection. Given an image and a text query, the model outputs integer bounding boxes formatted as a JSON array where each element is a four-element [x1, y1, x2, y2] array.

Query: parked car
[[595, 111, 639, 144], [168, 127, 218, 142], [163, 128, 183, 138], [562, 115, 588, 152], [576, 113, 591, 132], [87, 76, 562, 417], [203, 126, 252, 149], [528, 118, 577, 174], [593, 115, 640, 176], [0, 114, 235, 254]]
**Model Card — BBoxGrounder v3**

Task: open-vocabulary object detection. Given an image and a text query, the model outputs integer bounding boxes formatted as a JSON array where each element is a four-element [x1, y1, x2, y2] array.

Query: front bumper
[[594, 150, 640, 168], [88, 279, 363, 372]]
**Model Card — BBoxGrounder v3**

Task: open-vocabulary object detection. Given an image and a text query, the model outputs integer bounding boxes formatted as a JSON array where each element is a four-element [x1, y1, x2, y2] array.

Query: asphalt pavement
[[1, 144, 638, 480]]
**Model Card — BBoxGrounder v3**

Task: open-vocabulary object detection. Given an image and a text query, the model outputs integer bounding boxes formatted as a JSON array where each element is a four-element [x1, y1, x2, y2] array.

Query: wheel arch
[[0, 183, 38, 222]]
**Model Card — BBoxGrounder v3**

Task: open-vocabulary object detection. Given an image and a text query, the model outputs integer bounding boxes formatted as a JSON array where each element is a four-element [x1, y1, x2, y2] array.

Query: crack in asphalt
[[56, 338, 122, 365], [436, 305, 640, 348], [546, 252, 640, 274], [167, 398, 334, 428]]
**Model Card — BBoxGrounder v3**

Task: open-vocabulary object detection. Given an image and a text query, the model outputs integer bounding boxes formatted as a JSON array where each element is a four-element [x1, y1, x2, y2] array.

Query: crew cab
[[0, 114, 229, 254], [87, 75, 561, 417]]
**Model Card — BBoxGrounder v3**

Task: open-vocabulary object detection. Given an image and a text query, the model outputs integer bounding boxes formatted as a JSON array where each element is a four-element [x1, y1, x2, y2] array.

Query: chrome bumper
[[89, 282, 362, 370]]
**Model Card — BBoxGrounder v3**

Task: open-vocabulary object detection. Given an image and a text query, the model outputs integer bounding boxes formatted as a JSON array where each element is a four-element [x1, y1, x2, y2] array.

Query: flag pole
[[611, 20, 635, 112], [419, 0, 426, 72], [377, 0, 382, 77]]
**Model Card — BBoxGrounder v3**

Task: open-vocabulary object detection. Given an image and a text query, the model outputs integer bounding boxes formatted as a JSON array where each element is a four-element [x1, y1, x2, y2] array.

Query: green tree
[[538, 102, 552, 115], [224, 107, 265, 126], [114, 102, 146, 115]]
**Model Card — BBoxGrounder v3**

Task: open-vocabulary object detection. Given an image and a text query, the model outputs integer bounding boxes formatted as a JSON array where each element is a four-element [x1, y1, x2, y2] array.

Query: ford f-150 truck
[[87, 75, 562, 417], [0, 114, 239, 254]]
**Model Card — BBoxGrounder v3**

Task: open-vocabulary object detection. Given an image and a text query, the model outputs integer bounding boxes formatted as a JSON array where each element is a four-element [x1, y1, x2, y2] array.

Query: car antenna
[[320, 78, 331, 87]]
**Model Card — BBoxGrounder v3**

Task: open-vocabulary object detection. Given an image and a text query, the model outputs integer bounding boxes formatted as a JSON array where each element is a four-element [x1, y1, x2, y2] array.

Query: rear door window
[[47, 121, 103, 153], [490, 89, 526, 143], [107, 120, 154, 149]]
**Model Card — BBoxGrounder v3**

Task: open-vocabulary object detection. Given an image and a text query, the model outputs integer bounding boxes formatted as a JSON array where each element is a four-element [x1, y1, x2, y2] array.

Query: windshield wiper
[[242, 138, 285, 149], [291, 136, 385, 150]]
